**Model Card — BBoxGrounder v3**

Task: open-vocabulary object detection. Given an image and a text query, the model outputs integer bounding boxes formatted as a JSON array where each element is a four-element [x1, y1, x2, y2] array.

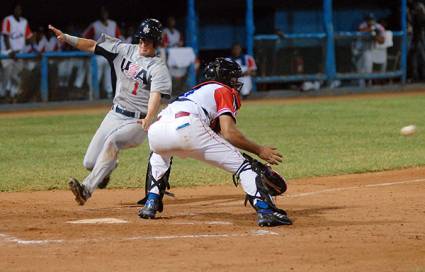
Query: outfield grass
[[1, 94, 424, 192]]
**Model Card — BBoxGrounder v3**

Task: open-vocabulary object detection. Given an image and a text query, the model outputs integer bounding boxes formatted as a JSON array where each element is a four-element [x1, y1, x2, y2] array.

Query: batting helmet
[[203, 58, 243, 90], [135, 18, 162, 46]]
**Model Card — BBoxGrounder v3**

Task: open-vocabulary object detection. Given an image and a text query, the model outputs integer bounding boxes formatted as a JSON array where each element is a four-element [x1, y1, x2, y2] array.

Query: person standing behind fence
[[162, 16, 183, 48], [0, 2, 33, 101], [228, 43, 257, 99], [57, 24, 86, 91], [356, 13, 385, 86], [83, 6, 122, 98]]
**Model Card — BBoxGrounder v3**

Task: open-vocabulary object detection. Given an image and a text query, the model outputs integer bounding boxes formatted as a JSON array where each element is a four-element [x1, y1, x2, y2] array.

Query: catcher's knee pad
[[137, 153, 173, 213], [233, 153, 287, 213]]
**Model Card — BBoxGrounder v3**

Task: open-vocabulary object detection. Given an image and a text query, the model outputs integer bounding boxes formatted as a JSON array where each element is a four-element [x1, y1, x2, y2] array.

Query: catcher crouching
[[138, 58, 292, 227]]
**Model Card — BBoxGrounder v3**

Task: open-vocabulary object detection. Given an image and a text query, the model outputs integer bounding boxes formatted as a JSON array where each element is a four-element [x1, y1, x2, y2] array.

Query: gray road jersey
[[95, 34, 172, 113]]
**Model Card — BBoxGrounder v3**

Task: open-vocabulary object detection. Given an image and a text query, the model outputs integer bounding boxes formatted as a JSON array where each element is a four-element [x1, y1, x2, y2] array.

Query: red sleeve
[[83, 25, 95, 39], [25, 24, 32, 39], [115, 26, 122, 38], [2, 18, 11, 34], [214, 87, 237, 117], [247, 55, 257, 70]]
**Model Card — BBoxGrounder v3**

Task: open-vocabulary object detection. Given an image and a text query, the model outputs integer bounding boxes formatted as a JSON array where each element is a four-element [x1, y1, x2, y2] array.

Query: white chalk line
[[171, 221, 233, 225], [125, 230, 277, 241], [0, 233, 63, 245], [286, 178, 425, 198], [66, 218, 128, 224], [0, 230, 278, 246], [1, 177, 423, 246]]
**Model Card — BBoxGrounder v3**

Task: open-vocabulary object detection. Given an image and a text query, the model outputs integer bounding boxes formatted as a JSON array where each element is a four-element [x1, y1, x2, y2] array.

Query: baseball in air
[[400, 125, 417, 136]]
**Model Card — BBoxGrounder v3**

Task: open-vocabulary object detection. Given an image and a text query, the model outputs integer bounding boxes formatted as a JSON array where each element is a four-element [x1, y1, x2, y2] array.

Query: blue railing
[[0, 51, 98, 102], [253, 0, 407, 86], [254, 31, 406, 84]]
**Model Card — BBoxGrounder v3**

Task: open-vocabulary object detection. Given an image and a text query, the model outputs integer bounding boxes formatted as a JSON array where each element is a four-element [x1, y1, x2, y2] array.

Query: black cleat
[[138, 197, 160, 219], [257, 210, 293, 227], [68, 178, 90, 206], [97, 175, 110, 189]]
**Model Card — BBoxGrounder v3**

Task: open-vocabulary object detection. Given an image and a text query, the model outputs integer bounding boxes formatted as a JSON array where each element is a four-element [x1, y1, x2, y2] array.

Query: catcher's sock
[[254, 200, 270, 210]]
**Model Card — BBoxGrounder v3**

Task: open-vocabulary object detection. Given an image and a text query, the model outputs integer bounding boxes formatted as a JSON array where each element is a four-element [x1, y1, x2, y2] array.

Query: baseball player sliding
[[48, 19, 171, 205], [138, 58, 292, 227]]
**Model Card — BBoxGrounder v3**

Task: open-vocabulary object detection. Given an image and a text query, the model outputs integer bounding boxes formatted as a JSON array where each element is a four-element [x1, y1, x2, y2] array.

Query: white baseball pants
[[147, 108, 259, 197], [82, 110, 147, 194]]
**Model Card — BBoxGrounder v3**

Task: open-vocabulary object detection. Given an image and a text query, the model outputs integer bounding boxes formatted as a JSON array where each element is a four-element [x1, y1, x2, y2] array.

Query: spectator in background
[[162, 16, 183, 48], [27, 26, 48, 54], [372, 19, 393, 73], [123, 23, 136, 44], [228, 43, 257, 99], [83, 6, 122, 98], [0, 2, 33, 101], [355, 13, 386, 86], [46, 27, 60, 52], [57, 24, 86, 91], [162, 16, 195, 96]]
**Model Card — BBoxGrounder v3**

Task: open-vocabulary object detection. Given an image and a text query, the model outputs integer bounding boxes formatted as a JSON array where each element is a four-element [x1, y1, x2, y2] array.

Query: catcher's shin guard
[[233, 153, 291, 226], [233, 153, 288, 212], [137, 154, 173, 214]]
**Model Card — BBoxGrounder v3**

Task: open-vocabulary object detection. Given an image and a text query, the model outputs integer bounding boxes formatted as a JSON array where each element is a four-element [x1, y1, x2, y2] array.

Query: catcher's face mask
[[230, 77, 243, 92]]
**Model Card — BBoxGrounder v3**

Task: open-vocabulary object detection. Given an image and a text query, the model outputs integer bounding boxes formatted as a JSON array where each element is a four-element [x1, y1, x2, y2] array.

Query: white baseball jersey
[[26, 36, 48, 53], [1, 15, 32, 54], [162, 28, 182, 48], [166, 81, 241, 130], [83, 19, 122, 41], [46, 36, 60, 51], [95, 34, 172, 113]]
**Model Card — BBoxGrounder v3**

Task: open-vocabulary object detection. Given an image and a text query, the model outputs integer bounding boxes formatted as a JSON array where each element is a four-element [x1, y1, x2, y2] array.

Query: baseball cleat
[[68, 178, 90, 206], [138, 193, 160, 219], [257, 210, 293, 227], [97, 175, 110, 189]]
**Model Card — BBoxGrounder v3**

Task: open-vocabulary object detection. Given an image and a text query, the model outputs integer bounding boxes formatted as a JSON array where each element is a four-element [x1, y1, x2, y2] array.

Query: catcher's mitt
[[242, 153, 287, 196]]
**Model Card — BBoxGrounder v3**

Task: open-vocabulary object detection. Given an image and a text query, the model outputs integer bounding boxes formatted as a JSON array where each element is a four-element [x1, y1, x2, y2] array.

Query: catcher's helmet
[[203, 58, 243, 90], [135, 18, 162, 46]]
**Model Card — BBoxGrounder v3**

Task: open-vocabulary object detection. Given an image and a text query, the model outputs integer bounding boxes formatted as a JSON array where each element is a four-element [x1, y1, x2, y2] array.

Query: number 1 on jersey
[[132, 82, 139, 95]]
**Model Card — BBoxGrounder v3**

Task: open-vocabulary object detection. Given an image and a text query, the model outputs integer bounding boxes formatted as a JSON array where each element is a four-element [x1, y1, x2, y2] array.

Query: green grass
[[1, 94, 425, 192]]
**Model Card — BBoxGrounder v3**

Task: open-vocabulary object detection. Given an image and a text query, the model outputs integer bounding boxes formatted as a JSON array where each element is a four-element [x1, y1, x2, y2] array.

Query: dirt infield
[[1, 168, 424, 272]]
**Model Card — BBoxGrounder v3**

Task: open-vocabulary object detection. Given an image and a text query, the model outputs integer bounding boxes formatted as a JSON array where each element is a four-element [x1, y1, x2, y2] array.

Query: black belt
[[112, 105, 146, 119]]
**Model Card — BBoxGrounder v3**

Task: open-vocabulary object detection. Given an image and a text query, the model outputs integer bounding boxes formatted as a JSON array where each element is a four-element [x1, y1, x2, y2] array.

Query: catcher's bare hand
[[258, 146, 283, 165], [48, 25, 66, 43]]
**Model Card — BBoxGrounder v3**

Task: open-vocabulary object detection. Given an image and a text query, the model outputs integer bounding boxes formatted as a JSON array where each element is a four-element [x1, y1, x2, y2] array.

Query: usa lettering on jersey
[[120, 58, 150, 85]]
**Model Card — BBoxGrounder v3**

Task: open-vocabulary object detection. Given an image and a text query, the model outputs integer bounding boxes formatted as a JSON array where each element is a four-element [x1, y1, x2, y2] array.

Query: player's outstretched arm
[[48, 25, 96, 53], [219, 115, 283, 165]]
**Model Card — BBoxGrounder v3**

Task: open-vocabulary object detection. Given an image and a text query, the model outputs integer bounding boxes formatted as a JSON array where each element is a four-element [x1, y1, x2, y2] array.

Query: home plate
[[67, 218, 128, 224]]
